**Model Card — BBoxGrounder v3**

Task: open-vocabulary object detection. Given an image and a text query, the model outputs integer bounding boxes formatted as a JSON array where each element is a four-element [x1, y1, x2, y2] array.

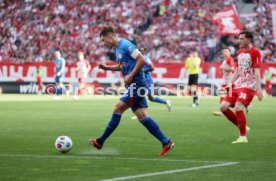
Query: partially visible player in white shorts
[[75, 51, 91, 98], [213, 48, 234, 116]]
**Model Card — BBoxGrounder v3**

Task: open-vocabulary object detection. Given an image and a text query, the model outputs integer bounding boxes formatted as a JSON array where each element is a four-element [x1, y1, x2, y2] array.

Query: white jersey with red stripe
[[76, 59, 90, 79], [220, 56, 235, 85], [234, 47, 262, 91]]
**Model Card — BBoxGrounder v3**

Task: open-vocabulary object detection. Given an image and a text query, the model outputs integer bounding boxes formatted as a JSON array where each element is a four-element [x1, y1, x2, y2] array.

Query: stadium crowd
[[0, 0, 275, 63]]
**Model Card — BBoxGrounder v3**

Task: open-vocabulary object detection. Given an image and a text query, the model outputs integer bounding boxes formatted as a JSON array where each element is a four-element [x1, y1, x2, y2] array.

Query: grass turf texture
[[0, 95, 275, 181]]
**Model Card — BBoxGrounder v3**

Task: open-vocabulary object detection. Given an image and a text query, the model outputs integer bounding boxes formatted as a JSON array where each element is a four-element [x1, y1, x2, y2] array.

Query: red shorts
[[37, 77, 42, 84], [78, 78, 86, 83], [224, 88, 255, 107], [265, 80, 271, 88], [221, 84, 227, 89]]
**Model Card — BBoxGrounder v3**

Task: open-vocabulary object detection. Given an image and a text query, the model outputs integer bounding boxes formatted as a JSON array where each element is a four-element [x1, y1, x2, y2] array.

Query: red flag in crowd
[[213, 5, 242, 36]]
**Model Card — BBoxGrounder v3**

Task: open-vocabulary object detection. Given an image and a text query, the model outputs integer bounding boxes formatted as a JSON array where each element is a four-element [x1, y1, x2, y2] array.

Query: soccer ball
[[55, 136, 73, 153]]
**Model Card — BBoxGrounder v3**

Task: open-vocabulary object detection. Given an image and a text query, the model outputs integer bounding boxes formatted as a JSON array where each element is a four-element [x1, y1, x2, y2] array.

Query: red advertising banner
[[1, 62, 276, 85], [212, 5, 242, 36]]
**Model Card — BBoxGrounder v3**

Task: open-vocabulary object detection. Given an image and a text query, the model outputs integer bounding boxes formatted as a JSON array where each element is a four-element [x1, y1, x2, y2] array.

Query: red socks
[[78, 87, 87, 95], [222, 109, 247, 136], [236, 110, 246, 136], [222, 109, 238, 126]]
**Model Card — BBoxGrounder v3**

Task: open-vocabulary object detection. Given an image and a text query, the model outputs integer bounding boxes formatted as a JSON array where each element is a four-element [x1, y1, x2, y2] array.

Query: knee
[[235, 103, 244, 112], [113, 103, 124, 113], [136, 114, 146, 121], [220, 104, 228, 112], [148, 95, 154, 101], [135, 109, 148, 121]]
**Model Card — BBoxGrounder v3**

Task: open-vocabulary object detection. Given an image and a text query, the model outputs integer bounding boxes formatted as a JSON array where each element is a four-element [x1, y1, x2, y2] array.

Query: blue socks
[[56, 85, 67, 95], [97, 114, 169, 146], [141, 116, 169, 146], [56, 86, 62, 95], [98, 113, 122, 145], [152, 97, 167, 104]]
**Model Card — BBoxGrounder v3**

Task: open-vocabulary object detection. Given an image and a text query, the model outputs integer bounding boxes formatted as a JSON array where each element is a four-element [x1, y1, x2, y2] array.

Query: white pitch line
[[99, 162, 240, 181], [0, 154, 224, 163]]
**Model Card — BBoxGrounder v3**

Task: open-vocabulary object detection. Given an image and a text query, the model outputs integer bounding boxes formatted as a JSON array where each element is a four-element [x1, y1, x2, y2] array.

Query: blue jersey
[[142, 55, 154, 83], [55, 58, 66, 77], [116, 38, 146, 87]]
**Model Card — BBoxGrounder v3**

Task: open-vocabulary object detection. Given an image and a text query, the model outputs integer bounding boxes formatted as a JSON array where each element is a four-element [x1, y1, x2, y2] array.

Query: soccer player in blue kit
[[89, 27, 174, 156], [140, 47, 171, 112], [54, 51, 68, 97]]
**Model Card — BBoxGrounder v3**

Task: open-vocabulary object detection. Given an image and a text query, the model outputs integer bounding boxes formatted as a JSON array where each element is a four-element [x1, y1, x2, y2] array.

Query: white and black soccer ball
[[55, 136, 73, 153]]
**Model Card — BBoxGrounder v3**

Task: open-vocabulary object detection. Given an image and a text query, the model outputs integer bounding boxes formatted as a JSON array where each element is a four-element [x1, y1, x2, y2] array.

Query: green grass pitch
[[0, 95, 275, 181]]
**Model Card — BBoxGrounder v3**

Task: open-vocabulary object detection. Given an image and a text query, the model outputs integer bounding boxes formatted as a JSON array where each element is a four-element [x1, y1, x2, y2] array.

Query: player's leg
[[61, 83, 69, 96], [191, 85, 199, 107], [147, 82, 171, 111], [56, 76, 68, 96], [55, 78, 62, 96], [188, 74, 199, 107], [232, 89, 254, 143], [78, 78, 87, 95], [72, 81, 79, 99], [220, 101, 238, 126], [148, 94, 166, 104], [135, 108, 169, 145], [134, 107, 174, 156], [78, 81, 83, 95], [213, 84, 227, 116], [39, 82, 43, 93], [90, 100, 129, 149], [231, 101, 248, 143], [37, 78, 42, 94], [266, 81, 272, 96], [235, 102, 247, 135]]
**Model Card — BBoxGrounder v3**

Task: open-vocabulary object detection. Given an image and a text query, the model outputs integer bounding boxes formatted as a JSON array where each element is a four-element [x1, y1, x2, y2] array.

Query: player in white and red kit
[[213, 48, 235, 116], [220, 48, 235, 96], [75, 51, 91, 97], [220, 31, 263, 143]]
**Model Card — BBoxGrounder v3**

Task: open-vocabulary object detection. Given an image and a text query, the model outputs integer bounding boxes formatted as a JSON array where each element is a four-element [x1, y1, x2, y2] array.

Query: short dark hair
[[239, 30, 253, 42], [189, 48, 197, 53], [100, 27, 116, 37], [222, 47, 231, 51]]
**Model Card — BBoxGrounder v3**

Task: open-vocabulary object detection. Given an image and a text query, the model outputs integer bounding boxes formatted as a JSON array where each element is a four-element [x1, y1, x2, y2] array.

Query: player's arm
[[223, 66, 234, 72], [191, 58, 200, 67], [183, 59, 188, 78], [219, 68, 238, 95], [125, 54, 145, 84], [144, 63, 154, 73], [230, 68, 239, 84], [99, 63, 121, 71], [252, 49, 263, 101], [254, 68, 263, 101], [86, 61, 91, 75]]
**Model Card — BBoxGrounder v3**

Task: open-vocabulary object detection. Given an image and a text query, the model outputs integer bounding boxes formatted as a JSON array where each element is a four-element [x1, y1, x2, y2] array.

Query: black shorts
[[188, 74, 198, 86]]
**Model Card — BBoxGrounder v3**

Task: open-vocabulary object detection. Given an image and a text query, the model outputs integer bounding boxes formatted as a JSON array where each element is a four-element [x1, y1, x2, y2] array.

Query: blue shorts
[[120, 85, 148, 112], [55, 76, 63, 83]]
